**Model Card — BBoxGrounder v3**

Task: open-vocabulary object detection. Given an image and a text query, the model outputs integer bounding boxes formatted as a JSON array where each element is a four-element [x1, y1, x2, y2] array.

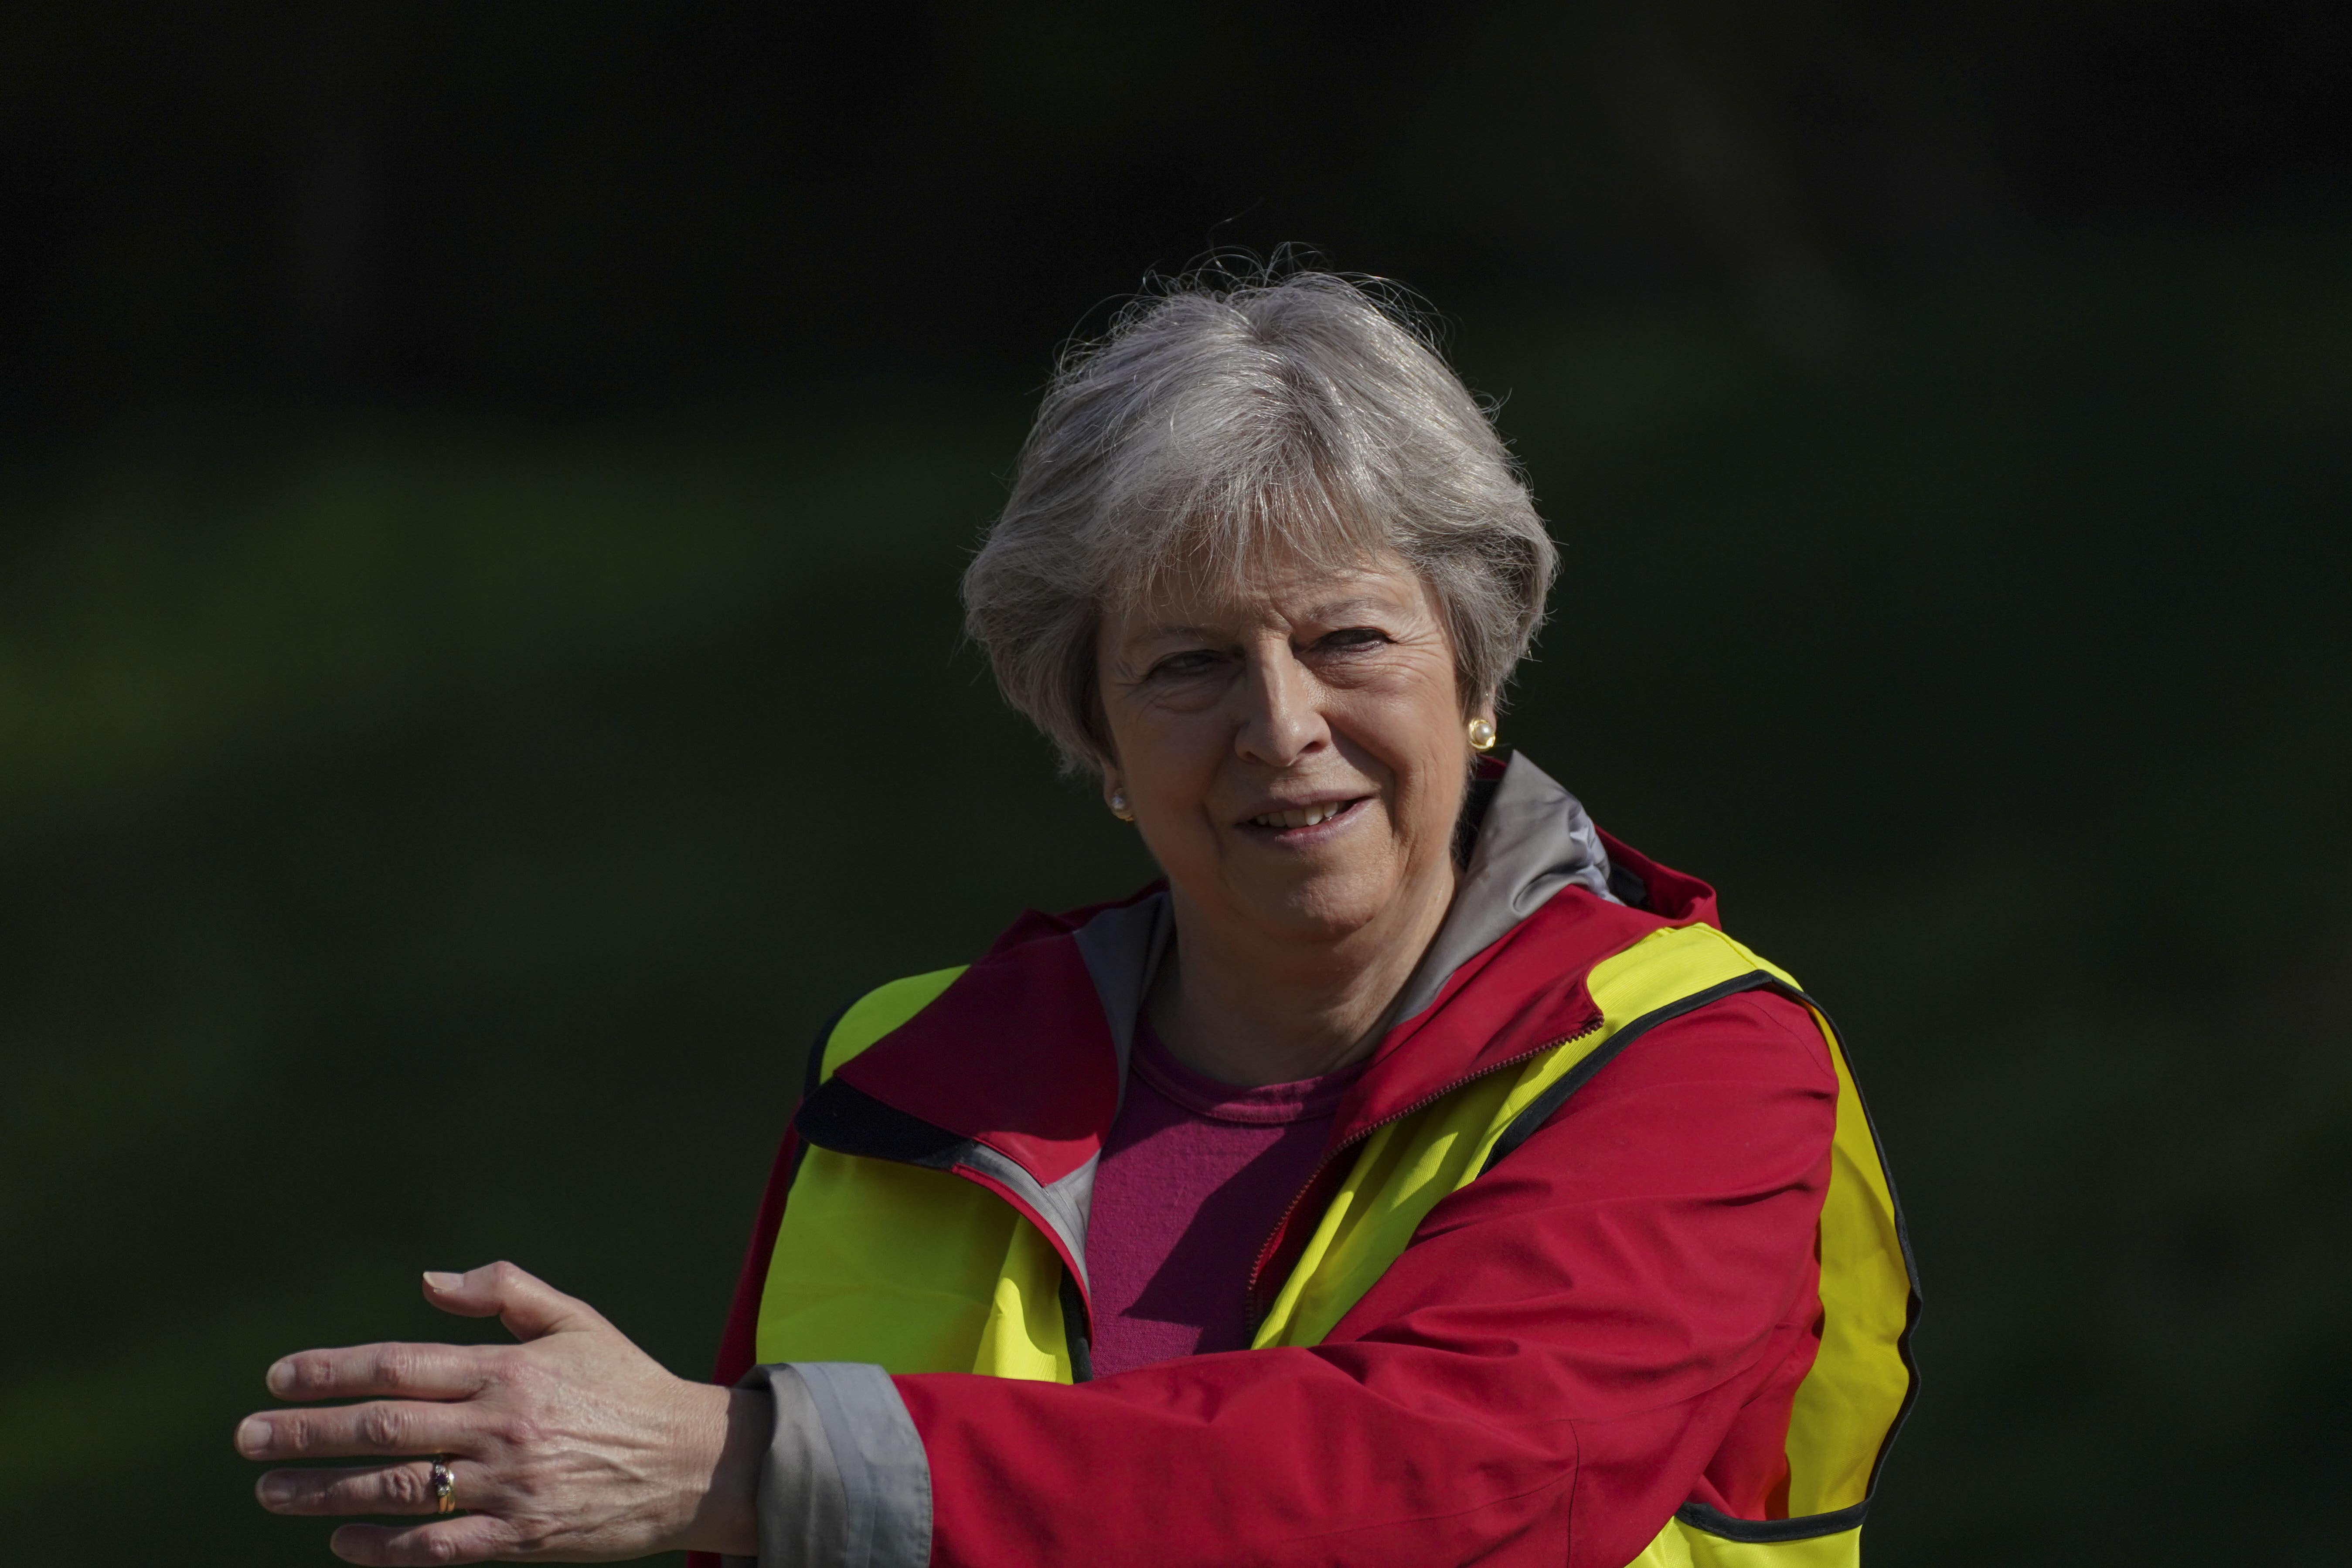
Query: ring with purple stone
[[428, 1457, 456, 1515]]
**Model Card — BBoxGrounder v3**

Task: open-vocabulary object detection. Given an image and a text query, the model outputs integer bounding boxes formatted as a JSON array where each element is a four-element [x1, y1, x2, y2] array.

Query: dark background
[[5, 3, 2348, 1564]]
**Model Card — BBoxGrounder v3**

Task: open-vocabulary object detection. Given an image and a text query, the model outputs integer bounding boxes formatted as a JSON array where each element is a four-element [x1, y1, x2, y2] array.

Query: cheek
[[1357, 676, 1465, 789], [1119, 710, 1225, 810], [1373, 712, 1471, 846]]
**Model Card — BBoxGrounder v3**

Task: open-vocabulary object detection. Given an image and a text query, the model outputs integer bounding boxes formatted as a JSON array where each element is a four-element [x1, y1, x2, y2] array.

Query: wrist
[[677, 1381, 768, 1557]]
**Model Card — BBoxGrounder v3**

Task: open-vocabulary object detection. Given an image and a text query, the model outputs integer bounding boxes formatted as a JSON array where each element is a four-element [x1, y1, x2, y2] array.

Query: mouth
[[1239, 796, 1371, 837]]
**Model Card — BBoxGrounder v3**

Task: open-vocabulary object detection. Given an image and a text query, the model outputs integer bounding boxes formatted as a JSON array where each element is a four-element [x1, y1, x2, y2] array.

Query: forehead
[[1106, 555, 1432, 643]]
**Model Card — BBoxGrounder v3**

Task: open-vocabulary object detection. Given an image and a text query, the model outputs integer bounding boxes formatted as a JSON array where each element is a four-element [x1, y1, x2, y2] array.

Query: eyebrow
[[1131, 596, 1400, 642], [1304, 595, 1391, 621]]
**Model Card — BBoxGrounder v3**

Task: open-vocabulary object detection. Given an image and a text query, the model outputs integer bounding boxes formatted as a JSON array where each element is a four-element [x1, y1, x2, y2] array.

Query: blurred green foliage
[[4, 232, 2348, 1566]]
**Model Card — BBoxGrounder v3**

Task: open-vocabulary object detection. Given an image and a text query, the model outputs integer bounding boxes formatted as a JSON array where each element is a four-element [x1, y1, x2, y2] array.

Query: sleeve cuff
[[722, 1361, 933, 1568]]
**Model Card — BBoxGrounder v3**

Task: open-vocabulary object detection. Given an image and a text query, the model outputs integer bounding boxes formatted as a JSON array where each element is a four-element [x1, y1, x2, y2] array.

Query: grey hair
[[962, 266, 1558, 775]]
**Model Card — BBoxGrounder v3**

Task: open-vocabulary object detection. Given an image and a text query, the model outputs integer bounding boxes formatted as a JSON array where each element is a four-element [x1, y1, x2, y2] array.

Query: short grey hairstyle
[[962, 268, 1558, 774]]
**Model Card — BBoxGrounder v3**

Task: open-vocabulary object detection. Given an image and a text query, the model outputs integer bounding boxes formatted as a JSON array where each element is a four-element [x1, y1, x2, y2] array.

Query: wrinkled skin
[[237, 1262, 762, 1562]]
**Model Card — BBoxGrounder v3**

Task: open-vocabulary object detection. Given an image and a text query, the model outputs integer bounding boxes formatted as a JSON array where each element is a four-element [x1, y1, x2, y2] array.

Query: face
[[1095, 552, 1490, 950]]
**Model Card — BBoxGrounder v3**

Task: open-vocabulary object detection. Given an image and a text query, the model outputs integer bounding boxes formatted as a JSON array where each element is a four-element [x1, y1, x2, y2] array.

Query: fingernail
[[265, 1359, 293, 1395], [423, 1270, 462, 1291], [258, 1475, 292, 1509], [237, 1417, 271, 1456]]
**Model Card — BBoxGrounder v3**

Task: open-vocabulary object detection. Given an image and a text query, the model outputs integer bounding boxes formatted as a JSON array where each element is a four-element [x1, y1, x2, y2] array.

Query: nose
[[1233, 642, 1327, 767]]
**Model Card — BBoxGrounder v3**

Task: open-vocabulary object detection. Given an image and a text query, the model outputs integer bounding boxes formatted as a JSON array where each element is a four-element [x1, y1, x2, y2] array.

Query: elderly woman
[[239, 272, 1916, 1568]]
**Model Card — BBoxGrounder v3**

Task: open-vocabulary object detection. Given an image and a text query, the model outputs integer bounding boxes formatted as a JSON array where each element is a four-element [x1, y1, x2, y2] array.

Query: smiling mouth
[[1245, 798, 1367, 831]]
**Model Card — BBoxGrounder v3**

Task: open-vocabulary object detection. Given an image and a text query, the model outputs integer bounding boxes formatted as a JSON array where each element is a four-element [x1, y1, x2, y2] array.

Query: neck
[[1147, 866, 1460, 1088]]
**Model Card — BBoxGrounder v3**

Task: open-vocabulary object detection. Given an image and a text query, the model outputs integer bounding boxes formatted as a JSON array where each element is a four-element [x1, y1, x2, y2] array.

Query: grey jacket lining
[[732, 1361, 932, 1568]]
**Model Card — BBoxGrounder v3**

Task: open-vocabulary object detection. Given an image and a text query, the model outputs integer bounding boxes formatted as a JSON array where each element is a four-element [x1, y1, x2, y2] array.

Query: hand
[[236, 1262, 764, 1564]]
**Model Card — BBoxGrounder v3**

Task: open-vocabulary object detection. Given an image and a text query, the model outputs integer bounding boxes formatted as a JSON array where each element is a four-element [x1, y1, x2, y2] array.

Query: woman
[[239, 271, 1916, 1568]]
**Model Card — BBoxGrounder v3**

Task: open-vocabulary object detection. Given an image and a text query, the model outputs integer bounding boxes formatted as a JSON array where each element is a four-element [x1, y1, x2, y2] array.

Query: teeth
[[1253, 802, 1348, 829]]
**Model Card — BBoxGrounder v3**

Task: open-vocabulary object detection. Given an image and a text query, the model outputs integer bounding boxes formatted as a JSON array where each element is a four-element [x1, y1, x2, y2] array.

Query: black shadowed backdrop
[[4, 3, 2348, 1564]]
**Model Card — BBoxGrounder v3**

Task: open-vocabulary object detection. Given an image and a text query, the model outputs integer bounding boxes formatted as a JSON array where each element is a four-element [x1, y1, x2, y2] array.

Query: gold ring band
[[428, 1457, 456, 1515]]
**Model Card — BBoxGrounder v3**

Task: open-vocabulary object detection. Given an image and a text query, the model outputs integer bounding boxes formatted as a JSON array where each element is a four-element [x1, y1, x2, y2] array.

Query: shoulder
[[1602, 987, 1837, 1098], [1496, 987, 1837, 1201], [816, 965, 969, 1079]]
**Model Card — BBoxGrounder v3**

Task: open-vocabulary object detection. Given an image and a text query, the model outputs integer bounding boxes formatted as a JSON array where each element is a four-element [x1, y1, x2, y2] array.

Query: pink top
[[1082, 1020, 1365, 1378]]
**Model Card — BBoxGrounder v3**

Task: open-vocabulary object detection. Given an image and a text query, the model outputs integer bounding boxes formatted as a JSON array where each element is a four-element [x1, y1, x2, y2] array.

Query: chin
[[1234, 871, 1398, 944]]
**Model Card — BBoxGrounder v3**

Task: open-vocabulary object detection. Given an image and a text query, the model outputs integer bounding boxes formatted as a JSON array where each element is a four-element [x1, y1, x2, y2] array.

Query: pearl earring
[[1109, 790, 1135, 822], [1467, 717, 1498, 752]]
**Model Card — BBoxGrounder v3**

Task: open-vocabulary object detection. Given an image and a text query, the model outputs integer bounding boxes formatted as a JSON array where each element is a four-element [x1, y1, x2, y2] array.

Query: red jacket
[[710, 830, 1840, 1567]]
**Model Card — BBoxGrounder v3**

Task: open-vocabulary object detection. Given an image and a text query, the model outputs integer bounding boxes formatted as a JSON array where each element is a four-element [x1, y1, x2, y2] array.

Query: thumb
[[422, 1261, 609, 1341]]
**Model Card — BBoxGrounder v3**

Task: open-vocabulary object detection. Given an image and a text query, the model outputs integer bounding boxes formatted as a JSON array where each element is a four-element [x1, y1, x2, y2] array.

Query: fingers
[[236, 1398, 469, 1463], [329, 1517, 514, 1566], [267, 1340, 495, 1402], [423, 1261, 606, 1342], [256, 1459, 457, 1517]]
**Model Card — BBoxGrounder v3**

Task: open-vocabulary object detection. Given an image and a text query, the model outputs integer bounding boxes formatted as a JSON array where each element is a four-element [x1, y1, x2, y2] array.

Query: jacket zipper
[[1243, 1018, 1603, 1333]]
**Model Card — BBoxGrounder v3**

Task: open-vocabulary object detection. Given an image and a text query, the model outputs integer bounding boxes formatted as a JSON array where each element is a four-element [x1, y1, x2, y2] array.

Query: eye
[[1147, 650, 1225, 680], [1317, 627, 1390, 652]]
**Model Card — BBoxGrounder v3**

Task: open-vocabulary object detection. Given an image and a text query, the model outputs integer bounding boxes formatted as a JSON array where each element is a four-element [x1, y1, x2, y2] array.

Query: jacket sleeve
[[888, 990, 1839, 1568]]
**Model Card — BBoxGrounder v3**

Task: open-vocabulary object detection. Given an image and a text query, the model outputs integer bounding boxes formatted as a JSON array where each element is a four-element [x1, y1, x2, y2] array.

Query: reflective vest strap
[[1583, 923, 1801, 1020], [1783, 1002, 1918, 1514]]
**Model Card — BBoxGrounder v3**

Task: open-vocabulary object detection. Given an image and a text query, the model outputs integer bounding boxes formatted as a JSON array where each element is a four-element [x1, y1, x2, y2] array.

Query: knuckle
[[380, 1465, 425, 1507], [370, 1346, 413, 1388], [423, 1525, 490, 1565], [359, 1404, 407, 1449]]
